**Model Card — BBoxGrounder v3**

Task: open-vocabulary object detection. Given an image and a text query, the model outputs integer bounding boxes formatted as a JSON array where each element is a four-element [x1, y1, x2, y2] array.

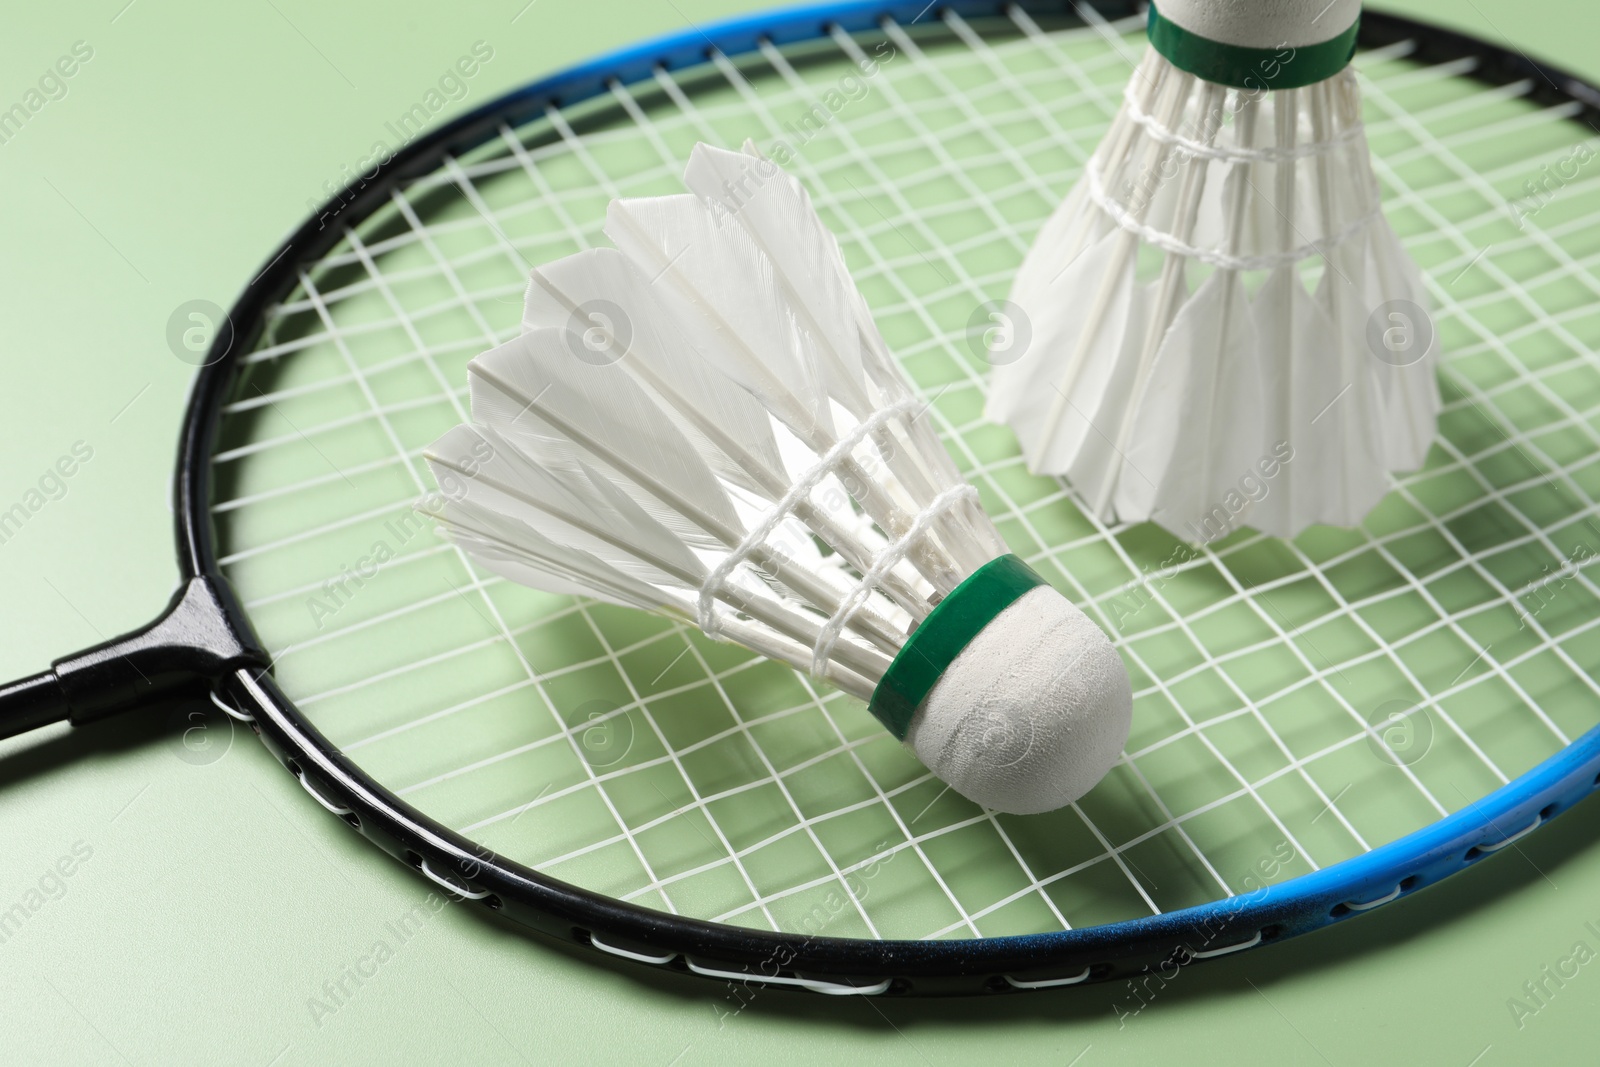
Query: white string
[[695, 399, 918, 640], [1082, 154, 1384, 269], [1118, 75, 1370, 163], [811, 484, 976, 675]]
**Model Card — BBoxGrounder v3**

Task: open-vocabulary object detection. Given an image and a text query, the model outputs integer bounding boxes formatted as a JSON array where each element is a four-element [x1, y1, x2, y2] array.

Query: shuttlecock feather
[[423, 142, 1133, 815], [988, 0, 1440, 542]]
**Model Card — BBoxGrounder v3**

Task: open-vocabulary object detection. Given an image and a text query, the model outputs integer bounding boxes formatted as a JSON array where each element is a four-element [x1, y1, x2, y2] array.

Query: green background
[[1, 0, 1596, 1062]]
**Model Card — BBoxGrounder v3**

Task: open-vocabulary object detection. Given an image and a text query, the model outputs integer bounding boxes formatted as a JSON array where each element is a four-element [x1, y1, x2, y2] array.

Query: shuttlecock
[[987, 0, 1439, 542], [421, 142, 1132, 815]]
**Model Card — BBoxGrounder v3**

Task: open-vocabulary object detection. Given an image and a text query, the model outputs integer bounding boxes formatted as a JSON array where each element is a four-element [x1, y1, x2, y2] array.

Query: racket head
[[177, 0, 1600, 993]]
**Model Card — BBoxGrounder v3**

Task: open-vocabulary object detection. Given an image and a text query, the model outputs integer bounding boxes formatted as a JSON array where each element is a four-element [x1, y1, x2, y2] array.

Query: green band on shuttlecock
[[869, 554, 1047, 740], [1147, 3, 1359, 90]]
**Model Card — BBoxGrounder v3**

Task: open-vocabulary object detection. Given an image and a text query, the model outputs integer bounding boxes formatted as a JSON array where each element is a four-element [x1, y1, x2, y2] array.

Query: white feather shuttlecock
[[421, 142, 1132, 815], [988, 0, 1440, 543]]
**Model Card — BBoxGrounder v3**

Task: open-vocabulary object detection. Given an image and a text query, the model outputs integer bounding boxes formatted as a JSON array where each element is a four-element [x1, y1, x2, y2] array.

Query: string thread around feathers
[[1117, 82, 1369, 164], [696, 399, 919, 651], [1082, 156, 1383, 271], [810, 483, 978, 676]]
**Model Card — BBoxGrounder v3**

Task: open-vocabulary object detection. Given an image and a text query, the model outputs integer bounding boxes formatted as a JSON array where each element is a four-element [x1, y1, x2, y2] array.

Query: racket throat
[[0, 574, 266, 740]]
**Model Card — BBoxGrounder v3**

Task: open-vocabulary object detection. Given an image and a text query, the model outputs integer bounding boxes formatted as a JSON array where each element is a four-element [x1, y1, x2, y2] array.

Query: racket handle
[[0, 671, 70, 739]]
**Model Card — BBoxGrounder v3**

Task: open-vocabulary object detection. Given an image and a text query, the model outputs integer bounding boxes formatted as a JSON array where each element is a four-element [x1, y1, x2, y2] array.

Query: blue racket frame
[[4, 0, 1598, 995]]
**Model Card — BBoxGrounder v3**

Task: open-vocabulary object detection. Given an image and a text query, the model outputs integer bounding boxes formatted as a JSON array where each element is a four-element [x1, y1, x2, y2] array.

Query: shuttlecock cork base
[[989, 0, 1439, 543], [893, 558, 1133, 815], [423, 143, 1132, 816]]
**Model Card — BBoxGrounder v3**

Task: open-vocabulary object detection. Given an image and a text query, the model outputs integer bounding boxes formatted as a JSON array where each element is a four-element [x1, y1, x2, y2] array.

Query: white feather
[[517, 246, 934, 617], [1117, 269, 1267, 534], [519, 247, 790, 494], [604, 192, 834, 439], [468, 327, 743, 550], [425, 424, 703, 589], [680, 143, 1007, 568], [683, 142, 872, 416]]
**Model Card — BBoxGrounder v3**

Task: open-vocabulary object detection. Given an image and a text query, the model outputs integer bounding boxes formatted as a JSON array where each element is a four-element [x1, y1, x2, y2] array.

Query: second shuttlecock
[[988, 0, 1440, 542]]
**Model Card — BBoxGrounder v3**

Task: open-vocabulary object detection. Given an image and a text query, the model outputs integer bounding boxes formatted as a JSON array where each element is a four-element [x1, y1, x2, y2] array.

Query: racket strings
[[208, 10, 1600, 939], [246, 27, 1440, 921]]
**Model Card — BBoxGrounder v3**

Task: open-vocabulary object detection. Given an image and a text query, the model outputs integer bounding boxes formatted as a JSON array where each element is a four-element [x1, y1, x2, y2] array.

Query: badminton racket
[[3, 0, 1598, 994]]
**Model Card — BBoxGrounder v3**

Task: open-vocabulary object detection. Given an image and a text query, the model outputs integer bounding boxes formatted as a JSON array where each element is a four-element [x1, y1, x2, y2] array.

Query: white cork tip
[[1156, 0, 1361, 49], [903, 585, 1132, 816]]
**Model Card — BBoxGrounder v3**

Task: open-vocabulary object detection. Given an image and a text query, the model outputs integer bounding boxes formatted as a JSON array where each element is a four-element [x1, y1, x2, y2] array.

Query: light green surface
[[2, 1, 1598, 1064]]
